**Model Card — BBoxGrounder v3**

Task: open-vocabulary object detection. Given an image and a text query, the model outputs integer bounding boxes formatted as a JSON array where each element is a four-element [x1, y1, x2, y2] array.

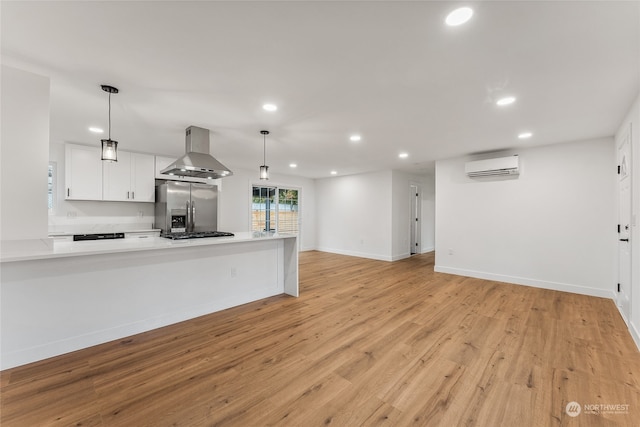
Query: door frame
[[617, 122, 633, 324]]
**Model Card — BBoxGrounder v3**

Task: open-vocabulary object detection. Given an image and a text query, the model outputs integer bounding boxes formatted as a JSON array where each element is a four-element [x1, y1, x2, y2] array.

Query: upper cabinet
[[64, 145, 227, 203], [103, 152, 155, 202], [65, 144, 103, 200], [130, 153, 155, 202], [65, 143, 155, 202], [102, 151, 131, 201]]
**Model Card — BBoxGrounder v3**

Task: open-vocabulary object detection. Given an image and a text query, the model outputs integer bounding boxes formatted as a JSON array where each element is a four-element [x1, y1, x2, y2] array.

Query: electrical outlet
[[448, 248, 454, 255], [231, 267, 237, 278], [138, 211, 144, 218], [67, 211, 77, 218]]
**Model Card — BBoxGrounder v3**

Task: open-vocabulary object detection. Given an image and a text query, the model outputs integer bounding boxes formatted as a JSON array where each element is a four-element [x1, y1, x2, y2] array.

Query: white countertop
[[1, 232, 296, 263]]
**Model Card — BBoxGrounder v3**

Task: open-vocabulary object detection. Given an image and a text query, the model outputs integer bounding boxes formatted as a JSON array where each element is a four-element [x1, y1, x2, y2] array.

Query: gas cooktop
[[162, 231, 235, 240]]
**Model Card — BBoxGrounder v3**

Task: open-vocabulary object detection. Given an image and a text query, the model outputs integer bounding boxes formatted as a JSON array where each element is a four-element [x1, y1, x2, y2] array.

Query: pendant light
[[259, 130, 269, 180], [100, 85, 119, 162]]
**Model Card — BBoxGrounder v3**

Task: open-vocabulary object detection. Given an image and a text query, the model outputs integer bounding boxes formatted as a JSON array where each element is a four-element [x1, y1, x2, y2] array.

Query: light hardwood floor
[[1, 251, 639, 426]]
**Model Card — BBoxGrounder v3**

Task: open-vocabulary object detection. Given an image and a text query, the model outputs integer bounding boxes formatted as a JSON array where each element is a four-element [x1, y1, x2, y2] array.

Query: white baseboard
[[628, 320, 640, 351], [617, 304, 640, 351], [392, 252, 411, 261], [631, 323, 640, 351], [312, 247, 432, 262], [315, 246, 393, 262], [433, 265, 616, 300]]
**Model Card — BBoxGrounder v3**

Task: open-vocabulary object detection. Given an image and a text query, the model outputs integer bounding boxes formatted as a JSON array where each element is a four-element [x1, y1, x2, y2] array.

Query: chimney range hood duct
[[161, 126, 233, 179]]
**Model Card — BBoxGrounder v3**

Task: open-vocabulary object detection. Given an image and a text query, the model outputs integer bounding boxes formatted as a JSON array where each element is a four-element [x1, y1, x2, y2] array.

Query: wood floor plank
[[2, 250, 639, 426]]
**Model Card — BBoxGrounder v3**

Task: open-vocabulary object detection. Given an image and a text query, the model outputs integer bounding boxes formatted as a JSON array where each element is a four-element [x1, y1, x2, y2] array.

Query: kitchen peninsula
[[0, 233, 298, 370]]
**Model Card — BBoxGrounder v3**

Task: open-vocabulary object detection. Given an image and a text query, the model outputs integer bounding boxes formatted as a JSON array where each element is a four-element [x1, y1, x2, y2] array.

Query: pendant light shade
[[100, 85, 119, 162], [101, 139, 118, 161], [260, 130, 270, 180], [260, 165, 269, 180]]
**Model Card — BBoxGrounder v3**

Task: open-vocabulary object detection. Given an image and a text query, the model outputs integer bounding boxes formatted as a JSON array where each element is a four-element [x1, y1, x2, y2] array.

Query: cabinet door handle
[[67, 188, 70, 197], [127, 191, 130, 199], [132, 191, 135, 199], [620, 238, 629, 242]]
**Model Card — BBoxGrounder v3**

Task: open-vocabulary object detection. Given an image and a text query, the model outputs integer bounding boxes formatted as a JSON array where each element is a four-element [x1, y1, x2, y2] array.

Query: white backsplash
[[49, 215, 155, 234]]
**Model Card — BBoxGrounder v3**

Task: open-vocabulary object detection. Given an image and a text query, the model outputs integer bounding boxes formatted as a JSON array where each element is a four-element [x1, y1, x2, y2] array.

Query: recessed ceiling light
[[349, 135, 361, 142], [89, 127, 104, 133], [398, 152, 409, 159], [445, 7, 474, 26], [518, 132, 533, 139], [496, 96, 516, 106], [289, 163, 297, 168], [330, 170, 337, 175], [262, 103, 278, 112]]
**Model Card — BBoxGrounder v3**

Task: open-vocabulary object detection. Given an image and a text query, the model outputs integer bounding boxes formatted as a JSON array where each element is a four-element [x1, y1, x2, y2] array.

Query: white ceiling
[[2, 1, 639, 178]]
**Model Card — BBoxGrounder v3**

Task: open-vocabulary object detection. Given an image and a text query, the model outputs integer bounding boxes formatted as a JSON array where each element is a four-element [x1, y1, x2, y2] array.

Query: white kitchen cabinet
[[65, 144, 103, 200], [103, 151, 155, 202], [102, 151, 131, 201], [130, 153, 155, 202]]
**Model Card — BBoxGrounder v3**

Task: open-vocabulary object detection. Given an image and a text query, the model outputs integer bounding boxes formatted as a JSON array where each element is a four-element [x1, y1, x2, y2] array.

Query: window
[[252, 186, 276, 232], [251, 186, 299, 234], [48, 162, 56, 214], [277, 188, 299, 234]]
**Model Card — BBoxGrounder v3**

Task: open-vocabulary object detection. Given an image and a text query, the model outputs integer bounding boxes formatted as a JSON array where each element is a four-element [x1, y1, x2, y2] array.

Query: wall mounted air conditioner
[[465, 155, 519, 177]]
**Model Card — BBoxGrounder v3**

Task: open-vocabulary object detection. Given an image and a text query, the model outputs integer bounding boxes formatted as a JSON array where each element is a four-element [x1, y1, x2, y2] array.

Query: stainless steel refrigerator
[[155, 181, 218, 234]]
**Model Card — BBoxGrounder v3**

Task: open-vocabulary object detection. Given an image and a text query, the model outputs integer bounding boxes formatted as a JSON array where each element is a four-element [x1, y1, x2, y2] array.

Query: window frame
[[249, 183, 301, 237], [48, 161, 57, 215]]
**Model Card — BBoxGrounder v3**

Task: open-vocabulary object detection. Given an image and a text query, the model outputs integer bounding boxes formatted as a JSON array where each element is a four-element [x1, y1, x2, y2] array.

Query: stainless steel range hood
[[160, 126, 233, 179]]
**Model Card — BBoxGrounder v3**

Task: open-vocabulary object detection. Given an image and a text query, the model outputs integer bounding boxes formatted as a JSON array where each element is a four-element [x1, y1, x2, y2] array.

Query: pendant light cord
[[263, 133, 266, 165], [108, 92, 112, 140]]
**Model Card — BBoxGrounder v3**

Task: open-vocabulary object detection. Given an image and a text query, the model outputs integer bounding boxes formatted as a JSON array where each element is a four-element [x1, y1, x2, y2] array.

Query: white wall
[[316, 170, 393, 260], [218, 167, 316, 251], [435, 138, 616, 298], [422, 174, 436, 252], [616, 93, 640, 347], [1, 66, 50, 241]]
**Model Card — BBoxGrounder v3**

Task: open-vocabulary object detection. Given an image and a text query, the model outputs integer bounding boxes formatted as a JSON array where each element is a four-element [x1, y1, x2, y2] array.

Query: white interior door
[[617, 124, 632, 323]]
